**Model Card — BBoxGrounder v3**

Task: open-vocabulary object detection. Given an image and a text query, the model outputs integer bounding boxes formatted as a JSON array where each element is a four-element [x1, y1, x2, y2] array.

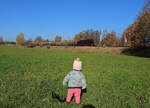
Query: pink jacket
[[73, 60, 82, 71]]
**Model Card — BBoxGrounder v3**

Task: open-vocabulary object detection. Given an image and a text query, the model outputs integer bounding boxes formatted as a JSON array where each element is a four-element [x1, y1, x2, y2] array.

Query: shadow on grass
[[122, 47, 150, 58], [51, 91, 66, 103]]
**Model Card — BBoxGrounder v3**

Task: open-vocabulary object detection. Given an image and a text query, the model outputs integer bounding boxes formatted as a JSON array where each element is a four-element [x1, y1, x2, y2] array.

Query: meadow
[[0, 46, 150, 108]]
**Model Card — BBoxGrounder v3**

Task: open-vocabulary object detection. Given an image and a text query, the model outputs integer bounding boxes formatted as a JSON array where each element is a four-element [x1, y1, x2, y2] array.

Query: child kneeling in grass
[[63, 57, 87, 104]]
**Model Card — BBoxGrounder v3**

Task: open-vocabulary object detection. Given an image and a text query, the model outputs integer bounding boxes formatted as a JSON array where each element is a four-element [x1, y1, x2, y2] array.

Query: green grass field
[[0, 46, 150, 108]]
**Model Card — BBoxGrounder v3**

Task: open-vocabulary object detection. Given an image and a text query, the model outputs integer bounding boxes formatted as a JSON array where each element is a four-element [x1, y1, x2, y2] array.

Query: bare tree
[[34, 36, 43, 43], [98, 30, 107, 47], [0, 36, 3, 42], [143, 0, 150, 12]]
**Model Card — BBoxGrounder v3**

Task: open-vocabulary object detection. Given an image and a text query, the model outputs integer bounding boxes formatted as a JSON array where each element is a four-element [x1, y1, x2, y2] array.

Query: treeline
[[1, 30, 123, 47], [1, 0, 150, 48], [15, 33, 63, 47], [73, 29, 122, 47]]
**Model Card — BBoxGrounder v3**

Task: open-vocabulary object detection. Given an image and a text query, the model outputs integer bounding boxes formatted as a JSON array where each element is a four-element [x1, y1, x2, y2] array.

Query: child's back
[[63, 70, 86, 89]]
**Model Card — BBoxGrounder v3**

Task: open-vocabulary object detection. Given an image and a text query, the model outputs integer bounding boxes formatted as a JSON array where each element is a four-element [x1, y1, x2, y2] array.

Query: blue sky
[[0, 0, 146, 41]]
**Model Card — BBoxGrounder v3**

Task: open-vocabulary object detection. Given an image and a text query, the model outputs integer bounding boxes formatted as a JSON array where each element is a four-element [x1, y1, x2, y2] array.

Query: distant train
[[77, 40, 95, 46]]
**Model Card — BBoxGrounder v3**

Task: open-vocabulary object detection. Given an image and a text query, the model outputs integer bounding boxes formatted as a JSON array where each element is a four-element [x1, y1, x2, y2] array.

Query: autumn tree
[[74, 34, 83, 42], [73, 29, 100, 46], [103, 31, 117, 47], [122, 22, 139, 47], [55, 36, 62, 42], [16, 32, 25, 45], [34, 36, 43, 43], [122, 0, 150, 47]]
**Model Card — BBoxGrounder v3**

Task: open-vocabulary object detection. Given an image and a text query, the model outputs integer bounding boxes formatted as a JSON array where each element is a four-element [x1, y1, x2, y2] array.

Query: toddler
[[63, 57, 86, 104]]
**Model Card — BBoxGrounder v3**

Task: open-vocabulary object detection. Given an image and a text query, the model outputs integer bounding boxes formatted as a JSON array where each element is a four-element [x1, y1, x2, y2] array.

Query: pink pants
[[66, 88, 81, 104]]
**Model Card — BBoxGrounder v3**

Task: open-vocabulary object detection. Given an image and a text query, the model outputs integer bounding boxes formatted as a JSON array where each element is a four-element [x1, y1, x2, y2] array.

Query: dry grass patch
[[47, 46, 128, 54]]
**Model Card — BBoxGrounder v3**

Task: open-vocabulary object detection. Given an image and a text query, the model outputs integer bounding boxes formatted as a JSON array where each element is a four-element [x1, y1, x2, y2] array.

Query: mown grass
[[0, 46, 150, 108]]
